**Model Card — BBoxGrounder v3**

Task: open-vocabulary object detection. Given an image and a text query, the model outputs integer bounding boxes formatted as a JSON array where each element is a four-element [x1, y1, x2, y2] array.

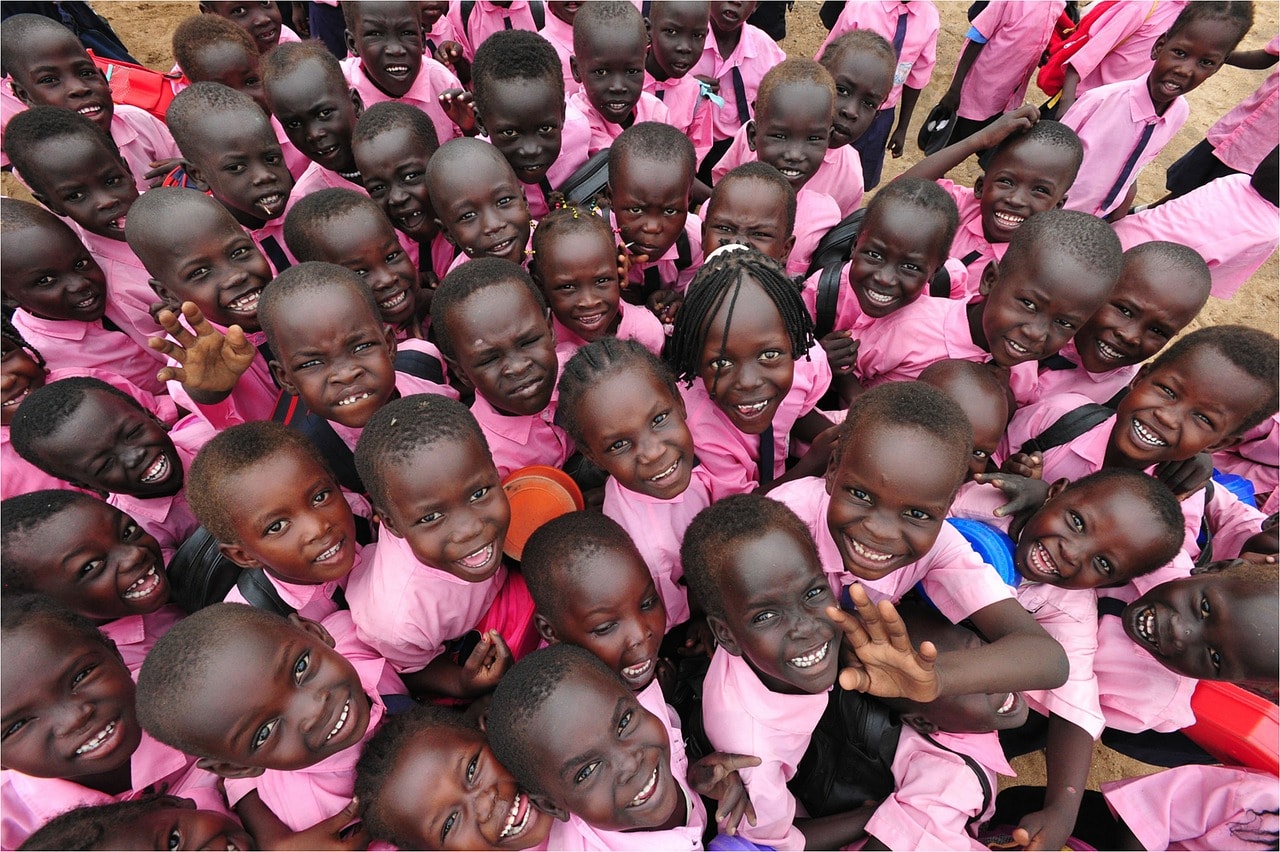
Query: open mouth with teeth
[[628, 767, 659, 808], [648, 458, 681, 484], [384, 64, 412, 78], [499, 792, 535, 840], [789, 641, 830, 669], [484, 236, 519, 258], [620, 657, 656, 686], [1092, 337, 1130, 363], [224, 287, 263, 316], [76, 103, 108, 126], [1025, 541, 1060, 579], [1127, 604, 1160, 651], [378, 289, 410, 312], [106, 214, 127, 233], [71, 291, 104, 314], [995, 692, 1020, 715], [256, 193, 286, 218], [75, 719, 119, 756], [776, 167, 807, 184], [335, 391, 374, 408], [313, 539, 345, 564], [454, 542, 498, 578], [991, 210, 1026, 232], [325, 699, 351, 743], [843, 534, 899, 575], [2, 386, 33, 409], [572, 311, 609, 333], [731, 399, 772, 422], [1130, 418, 1169, 449], [140, 453, 172, 485], [121, 565, 164, 602]]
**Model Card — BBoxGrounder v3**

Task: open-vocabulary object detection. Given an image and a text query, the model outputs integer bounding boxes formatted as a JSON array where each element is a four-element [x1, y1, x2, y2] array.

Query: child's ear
[[474, 110, 488, 138], [218, 541, 266, 570], [781, 233, 796, 262], [8, 77, 32, 105], [383, 324, 398, 358], [268, 359, 300, 397], [374, 504, 402, 538], [707, 614, 740, 656], [148, 279, 184, 315], [899, 712, 935, 735], [349, 87, 364, 119], [823, 451, 841, 496], [745, 120, 757, 152], [978, 259, 1000, 297], [288, 613, 337, 648], [533, 613, 559, 645], [529, 793, 570, 823], [569, 55, 581, 85], [345, 28, 358, 59], [973, 175, 984, 198], [29, 189, 63, 218], [1150, 33, 1167, 61], [1044, 477, 1071, 502], [196, 757, 265, 779], [1055, 194, 1068, 209]]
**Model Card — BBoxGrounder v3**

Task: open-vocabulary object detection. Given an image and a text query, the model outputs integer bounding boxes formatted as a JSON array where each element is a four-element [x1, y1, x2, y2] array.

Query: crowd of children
[[1, 0, 1278, 849]]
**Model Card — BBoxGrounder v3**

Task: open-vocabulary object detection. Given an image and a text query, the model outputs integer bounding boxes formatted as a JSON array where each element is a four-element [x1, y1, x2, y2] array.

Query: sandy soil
[[10, 0, 1278, 794]]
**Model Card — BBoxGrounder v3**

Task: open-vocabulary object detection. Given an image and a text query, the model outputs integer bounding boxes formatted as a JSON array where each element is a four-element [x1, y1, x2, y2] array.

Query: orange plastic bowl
[[501, 465, 585, 560]]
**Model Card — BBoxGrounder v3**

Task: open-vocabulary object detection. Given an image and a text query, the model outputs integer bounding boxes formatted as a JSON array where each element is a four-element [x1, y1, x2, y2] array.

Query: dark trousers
[[308, 1, 348, 59], [851, 106, 896, 189]]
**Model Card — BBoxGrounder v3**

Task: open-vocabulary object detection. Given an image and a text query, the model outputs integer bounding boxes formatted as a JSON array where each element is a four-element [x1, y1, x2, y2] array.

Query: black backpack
[[166, 527, 295, 616], [556, 148, 611, 209], [788, 687, 902, 817]]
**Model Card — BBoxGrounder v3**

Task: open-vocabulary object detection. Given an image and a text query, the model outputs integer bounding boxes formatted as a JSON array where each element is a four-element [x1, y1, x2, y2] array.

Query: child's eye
[[1019, 298, 1036, 310], [105, 175, 124, 187], [835, 85, 850, 96], [652, 411, 669, 427], [293, 650, 310, 682], [251, 719, 276, 750], [166, 827, 182, 851], [1068, 510, 1084, 532], [804, 585, 827, 602], [862, 98, 879, 110], [1199, 595, 1211, 618], [849, 487, 870, 502], [366, 182, 386, 197], [590, 621, 617, 636], [312, 488, 331, 506], [1208, 647, 1222, 672], [466, 753, 478, 783], [751, 610, 777, 624], [555, 282, 577, 291], [1149, 325, 1170, 340], [63, 191, 86, 203], [539, 124, 556, 134], [34, 274, 56, 287], [900, 263, 922, 274], [1115, 303, 1133, 318], [79, 558, 106, 578], [607, 439, 630, 453], [470, 486, 490, 502], [663, 207, 681, 216], [71, 664, 96, 688], [1094, 556, 1113, 576], [972, 449, 989, 461], [385, 250, 403, 263], [904, 508, 932, 521], [641, 594, 660, 611], [36, 74, 57, 85], [122, 521, 141, 539], [2, 718, 30, 740], [441, 812, 458, 842], [225, 163, 245, 174], [575, 760, 601, 783], [265, 519, 287, 535], [759, 349, 783, 362], [616, 709, 633, 735], [708, 357, 731, 370], [1054, 318, 1075, 329], [297, 358, 322, 370], [417, 510, 443, 524], [860, 249, 882, 262], [353, 341, 377, 353]]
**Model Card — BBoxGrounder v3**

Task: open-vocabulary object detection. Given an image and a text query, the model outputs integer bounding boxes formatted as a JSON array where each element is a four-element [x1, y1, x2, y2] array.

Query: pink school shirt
[[244, 214, 294, 276], [1, 430, 82, 500], [701, 649, 828, 851], [644, 73, 713, 162], [289, 158, 368, 200], [1067, 0, 1188, 99], [552, 301, 665, 363], [11, 308, 167, 397], [818, 0, 939, 110], [470, 393, 570, 479], [1112, 173, 1278, 300], [548, 680, 706, 851], [107, 414, 216, 565], [616, 210, 705, 294], [1103, 765, 1280, 851], [1206, 36, 1280, 173], [1028, 339, 1138, 406], [447, 0, 541, 59], [1, 733, 226, 851], [345, 527, 506, 673], [74, 228, 167, 357], [601, 465, 716, 627], [538, 13, 576, 89], [937, 177, 1010, 291], [770, 476, 1016, 621], [340, 55, 463, 145], [958, 1, 1064, 120], [423, 13, 466, 57], [101, 605, 185, 675], [271, 115, 313, 178], [864, 727, 1013, 851], [1061, 74, 1190, 218], [224, 573, 347, 623], [1093, 606, 1196, 732], [223, 613, 407, 832], [566, 89, 671, 156], [108, 106, 182, 194], [1215, 414, 1279, 496], [712, 125, 866, 218], [785, 186, 842, 278], [691, 23, 787, 140], [678, 343, 832, 500]]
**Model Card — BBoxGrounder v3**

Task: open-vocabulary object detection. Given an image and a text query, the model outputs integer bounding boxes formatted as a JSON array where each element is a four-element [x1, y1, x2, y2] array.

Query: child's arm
[[887, 85, 923, 159], [796, 805, 880, 850], [955, 598, 1070, 696], [234, 791, 369, 851], [1226, 47, 1279, 70], [400, 629, 511, 699], [900, 105, 1039, 183], [687, 752, 761, 835], [439, 88, 479, 136], [1056, 66, 1082, 115], [1013, 715, 1093, 852], [938, 38, 987, 114], [148, 301, 256, 406]]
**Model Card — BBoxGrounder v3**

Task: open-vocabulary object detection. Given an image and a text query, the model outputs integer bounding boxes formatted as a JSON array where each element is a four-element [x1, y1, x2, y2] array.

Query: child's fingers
[[826, 603, 871, 650], [849, 585, 891, 644], [875, 598, 913, 652], [838, 664, 871, 693], [488, 630, 512, 664]]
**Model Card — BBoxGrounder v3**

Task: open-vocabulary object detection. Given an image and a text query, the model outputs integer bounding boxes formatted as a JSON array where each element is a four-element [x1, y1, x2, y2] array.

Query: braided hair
[[556, 337, 678, 444], [665, 247, 813, 387], [1, 314, 46, 369]]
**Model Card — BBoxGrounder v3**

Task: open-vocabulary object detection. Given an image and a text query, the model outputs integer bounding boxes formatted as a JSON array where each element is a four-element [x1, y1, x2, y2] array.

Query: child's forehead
[[827, 46, 894, 83], [457, 277, 541, 315], [2, 218, 78, 254], [715, 177, 788, 213], [988, 138, 1073, 182], [612, 154, 693, 194], [12, 27, 88, 70], [273, 58, 346, 97], [188, 108, 275, 149], [193, 38, 259, 68], [352, 1, 420, 27]]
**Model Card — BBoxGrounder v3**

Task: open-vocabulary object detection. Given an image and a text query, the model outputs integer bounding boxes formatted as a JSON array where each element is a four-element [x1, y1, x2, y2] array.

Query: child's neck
[[76, 756, 134, 796], [220, 198, 267, 231], [646, 53, 671, 83], [1146, 76, 1176, 117], [713, 24, 742, 58], [965, 300, 991, 355]]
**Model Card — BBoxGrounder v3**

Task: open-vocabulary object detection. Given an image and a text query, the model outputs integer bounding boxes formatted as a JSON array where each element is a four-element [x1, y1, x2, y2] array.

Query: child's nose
[[56, 699, 96, 739]]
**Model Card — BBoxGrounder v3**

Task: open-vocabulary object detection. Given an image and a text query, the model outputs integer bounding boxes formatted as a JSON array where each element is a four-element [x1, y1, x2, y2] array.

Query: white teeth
[[76, 295, 99, 308], [736, 400, 769, 415], [123, 566, 159, 600], [386, 65, 410, 74], [864, 289, 894, 304], [140, 454, 170, 484], [227, 288, 262, 313], [1006, 339, 1029, 354], [457, 543, 494, 569], [1136, 606, 1158, 645], [314, 541, 342, 562], [379, 291, 408, 309], [336, 392, 372, 407], [77, 105, 101, 115], [257, 194, 283, 215], [1132, 419, 1168, 447], [622, 658, 654, 678], [649, 459, 680, 482], [576, 312, 605, 327], [110, 215, 126, 230], [993, 211, 1025, 227], [997, 692, 1017, 714], [500, 793, 532, 838], [779, 168, 802, 178], [1029, 542, 1059, 576], [629, 768, 658, 806], [790, 641, 830, 668], [75, 720, 116, 754], [325, 700, 350, 741], [848, 537, 895, 562], [1095, 339, 1125, 361], [2, 388, 30, 407]]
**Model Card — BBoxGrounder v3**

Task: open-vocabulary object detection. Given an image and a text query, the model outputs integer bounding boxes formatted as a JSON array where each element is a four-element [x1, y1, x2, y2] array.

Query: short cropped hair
[[1151, 324, 1280, 433], [715, 161, 798, 234], [426, 137, 519, 216], [3, 107, 122, 193], [261, 39, 345, 91], [186, 422, 335, 543], [818, 28, 896, 73], [125, 186, 231, 272], [472, 29, 564, 118], [487, 644, 618, 795], [1001, 208, 1123, 288], [1, 490, 106, 591], [1, 593, 109, 651], [522, 511, 641, 621], [354, 393, 489, 512], [556, 338, 679, 445], [19, 797, 190, 851], [0, 196, 71, 235], [681, 494, 819, 621], [283, 188, 386, 261], [609, 120, 696, 178], [258, 261, 382, 346], [836, 382, 974, 483], [0, 14, 84, 78], [573, 1, 645, 57], [990, 119, 1084, 183], [172, 13, 257, 81], [1122, 240, 1211, 302], [166, 82, 267, 160], [9, 378, 138, 473], [756, 58, 835, 115], [865, 176, 960, 259], [431, 257, 546, 361], [352, 100, 440, 152]]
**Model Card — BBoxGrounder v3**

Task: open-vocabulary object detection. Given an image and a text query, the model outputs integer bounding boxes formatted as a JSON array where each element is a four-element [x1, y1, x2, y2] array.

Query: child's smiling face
[[2, 218, 109, 323], [825, 47, 892, 148], [308, 207, 422, 329], [975, 139, 1073, 244], [96, 798, 255, 852], [478, 77, 566, 187], [266, 58, 362, 176], [1147, 18, 1238, 110], [536, 227, 622, 344], [346, 1, 425, 99], [430, 152, 531, 264], [646, 1, 709, 80], [848, 201, 948, 318], [354, 125, 440, 243], [571, 23, 646, 126], [749, 82, 833, 193], [1, 337, 46, 427], [183, 108, 293, 229], [202, 0, 285, 55], [8, 29, 113, 132], [28, 133, 138, 242]]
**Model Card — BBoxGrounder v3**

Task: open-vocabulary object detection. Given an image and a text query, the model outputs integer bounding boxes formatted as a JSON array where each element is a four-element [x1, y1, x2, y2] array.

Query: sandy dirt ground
[[8, 0, 1277, 796]]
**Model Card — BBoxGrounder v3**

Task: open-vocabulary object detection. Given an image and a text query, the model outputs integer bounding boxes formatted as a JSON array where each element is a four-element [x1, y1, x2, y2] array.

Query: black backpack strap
[[730, 66, 750, 125], [235, 567, 296, 617], [273, 391, 366, 495], [1018, 404, 1114, 457], [918, 731, 992, 827], [1096, 596, 1126, 619], [556, 147, 611, 206], [814, 262, 843, 339], [675, 230, 692, 270], [393, 348, 446, 384], [460, 0, 475, 41], [166, 526, 241, 613], [959, 249, 983, 267], [530, 0, 545, 29], [928, 264, 951, 298], [804, 207, 867, 278], [1103, 386, 1129, 410]]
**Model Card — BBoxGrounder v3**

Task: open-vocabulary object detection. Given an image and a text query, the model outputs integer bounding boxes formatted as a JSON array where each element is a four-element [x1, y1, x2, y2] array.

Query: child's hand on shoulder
[[266, 799, 368, 851], [973, 471, 1052, 518], [1000, 451, 1043, 481], [1153, 452, 1213, 501], [819, 329, 859, 373], [977, 105, 1040, 150], [459, 629, 512, 696], [149, 301, 256, 405], [440, 88, 478, 136], [828, 585, 940, 702], [688, 752, 761, 836]]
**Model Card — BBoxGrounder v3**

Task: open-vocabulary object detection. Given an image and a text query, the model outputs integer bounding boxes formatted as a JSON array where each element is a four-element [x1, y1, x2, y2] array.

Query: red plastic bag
[[88, 49, 182, 123], [1036, 0, 1120, 97]]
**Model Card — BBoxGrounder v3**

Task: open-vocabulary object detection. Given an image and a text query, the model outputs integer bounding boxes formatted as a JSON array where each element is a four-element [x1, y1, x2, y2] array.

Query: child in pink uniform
[[340, 1, 468, 144], [1215, 412, 1280, 508], [0, 14, 180, 190], [539, 0, 578, 87], [567, 2, 671, 156], [471, 29, 592, 220], [817, 0, 939, 188], [865, 603, 1030, 850], [20, 795, 254, 851], [533, 207, 664, 363], [666, 247, 834, 499], [488, 644, 709, 851], [126, 188, 280, 427], [433, 259, 570, 476], [9, 377, 216, 563], [557, 340, 713, 627], [186, 423, 364, 623], [644, 1, 713, 165], [608, 122, 705, 298], [852, 208, 1122, 404], [136, 603, 406, 844], [263, 42, 368, 196], [428, 138, 535, 271], [2, 200, 167, 398], [354, 704, 558, 850], [2, 109, 167, 354], [200, 0, 300, 56], [165, 83, 295, 274], [1, 596, 224, 851], [769, 382, 1069, 700], [701, 161, 797, 265], [1032, 241, 1210, 406], [284, 190, 436, 343], [920, 359, 1011, 483], [692, 1, 786, 151], [352, 102, 459, 292], [1056, 0, 1189, 109], [900, 108, 1083, 287], [348, 394, 516, 699], [448, 0, 543, 58], [2, 490, 182, 672], [1062, 3, 1252, 219], [1115, 147, 1280, 299]]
